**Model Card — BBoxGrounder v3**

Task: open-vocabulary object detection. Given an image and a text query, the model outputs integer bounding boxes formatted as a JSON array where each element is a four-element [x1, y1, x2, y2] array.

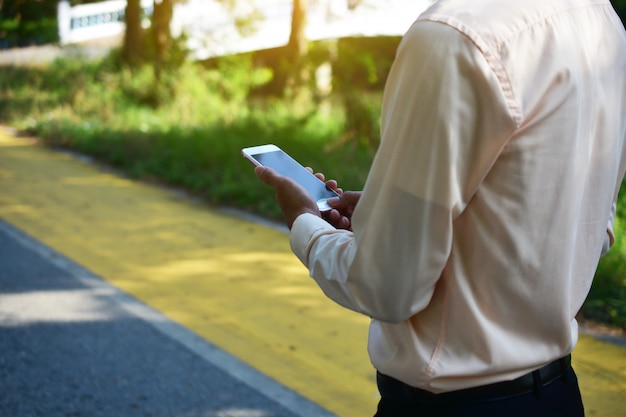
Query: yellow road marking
[[1, 128, 624, 416], [0, 130, 377, 417], [575, 336, 626, 415]]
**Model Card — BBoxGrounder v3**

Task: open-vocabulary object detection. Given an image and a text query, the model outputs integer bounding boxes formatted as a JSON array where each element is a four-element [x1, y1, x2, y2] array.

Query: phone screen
[[246, 148, 338, 210]]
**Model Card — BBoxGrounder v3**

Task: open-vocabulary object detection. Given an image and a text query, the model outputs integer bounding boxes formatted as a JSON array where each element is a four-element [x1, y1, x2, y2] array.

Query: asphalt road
[[0, 219, 336, 417]]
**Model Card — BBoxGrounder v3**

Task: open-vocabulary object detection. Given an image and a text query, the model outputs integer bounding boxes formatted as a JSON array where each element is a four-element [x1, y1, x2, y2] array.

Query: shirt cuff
[[290, 213, 335, 266]]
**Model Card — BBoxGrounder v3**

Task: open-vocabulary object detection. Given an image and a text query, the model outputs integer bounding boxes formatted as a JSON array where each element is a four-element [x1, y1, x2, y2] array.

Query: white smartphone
[[242, 144, 340, 211]]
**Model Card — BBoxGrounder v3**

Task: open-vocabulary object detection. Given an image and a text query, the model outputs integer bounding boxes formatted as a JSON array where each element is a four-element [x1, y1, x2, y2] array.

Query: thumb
[[255, 165, 279, 186], [329, 190, 360, 208]]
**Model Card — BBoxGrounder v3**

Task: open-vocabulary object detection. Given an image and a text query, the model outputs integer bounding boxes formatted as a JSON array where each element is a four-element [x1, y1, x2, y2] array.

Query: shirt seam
[[419, 14, 523, 129], [421, 1, 614, 130]]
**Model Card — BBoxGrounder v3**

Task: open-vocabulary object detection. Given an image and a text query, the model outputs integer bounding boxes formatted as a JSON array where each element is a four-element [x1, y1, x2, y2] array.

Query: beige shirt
[[290, 0, 626, 393]]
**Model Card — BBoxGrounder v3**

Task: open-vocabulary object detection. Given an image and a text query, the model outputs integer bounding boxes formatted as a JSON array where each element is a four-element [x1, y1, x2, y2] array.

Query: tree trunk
[[122, 0, 143, 66], [281, 0, 308, 93], [287, 0, 307, 61], [152, 0, 174, 82]]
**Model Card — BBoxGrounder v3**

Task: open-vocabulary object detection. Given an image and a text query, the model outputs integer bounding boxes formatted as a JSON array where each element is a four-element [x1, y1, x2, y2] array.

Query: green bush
[[334, 36, 401, 90], [582, 184, 626, 328], [0, 18, 58, 47]]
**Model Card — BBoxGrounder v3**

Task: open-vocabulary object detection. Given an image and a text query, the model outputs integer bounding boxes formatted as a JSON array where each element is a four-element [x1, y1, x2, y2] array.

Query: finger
[[314, 172, 326, 182], [323, 209, 351, 230], [325, 208, 341, 224], [255, 166, 280, 186], [339, 191, 361, 206], [306, 166, 325, 182], [328, 193, 354, 209], [339, 216, 351, 230], [325, 179, 338, 191]]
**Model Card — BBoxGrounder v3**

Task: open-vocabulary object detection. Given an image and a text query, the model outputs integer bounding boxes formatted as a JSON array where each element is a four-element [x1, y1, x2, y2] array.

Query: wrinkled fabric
[[290, 0, 626, 393]]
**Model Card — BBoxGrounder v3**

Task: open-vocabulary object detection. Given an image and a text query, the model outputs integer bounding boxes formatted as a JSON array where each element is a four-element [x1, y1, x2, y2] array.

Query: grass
[[0, 52, 376, 218], [0, 51, 624, 330]]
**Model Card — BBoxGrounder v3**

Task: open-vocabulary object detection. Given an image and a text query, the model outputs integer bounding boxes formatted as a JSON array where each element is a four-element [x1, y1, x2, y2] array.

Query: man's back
[[364, 0, 626, 391]]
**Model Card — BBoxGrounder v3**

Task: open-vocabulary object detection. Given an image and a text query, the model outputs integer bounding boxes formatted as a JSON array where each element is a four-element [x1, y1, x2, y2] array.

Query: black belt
[[377, 354, 572, 403]]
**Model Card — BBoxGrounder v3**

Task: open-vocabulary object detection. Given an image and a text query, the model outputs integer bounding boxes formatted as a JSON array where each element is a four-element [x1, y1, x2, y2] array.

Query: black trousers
[[374, 363, 584, 417]]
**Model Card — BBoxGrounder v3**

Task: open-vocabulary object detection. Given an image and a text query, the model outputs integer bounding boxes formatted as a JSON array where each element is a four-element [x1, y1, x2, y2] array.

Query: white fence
[[57, 0, 152, 45], [57, 0, 434, 57]]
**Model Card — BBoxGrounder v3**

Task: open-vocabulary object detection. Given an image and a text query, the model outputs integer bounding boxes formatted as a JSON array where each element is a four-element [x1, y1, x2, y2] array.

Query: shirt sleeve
[[290, 21, 517, 323]]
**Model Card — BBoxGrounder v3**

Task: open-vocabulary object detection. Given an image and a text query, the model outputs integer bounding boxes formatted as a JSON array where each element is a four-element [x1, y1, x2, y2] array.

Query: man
[[254, 0, 626, 415]]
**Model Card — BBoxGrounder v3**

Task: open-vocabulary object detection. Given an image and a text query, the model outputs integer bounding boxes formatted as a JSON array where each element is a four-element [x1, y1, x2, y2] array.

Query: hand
[[255, 166, 321, 228], [325, 191, 361, 231], [309, 169, 360, 231]]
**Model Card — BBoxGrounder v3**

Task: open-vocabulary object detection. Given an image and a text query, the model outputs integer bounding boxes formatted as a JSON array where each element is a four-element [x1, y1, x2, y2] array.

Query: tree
[[152, 0, 174, 81], [120, 0, 182, 106], [122, 0, 143, 66], [286, 0, 307, 66], [272, 0, 308, 95]]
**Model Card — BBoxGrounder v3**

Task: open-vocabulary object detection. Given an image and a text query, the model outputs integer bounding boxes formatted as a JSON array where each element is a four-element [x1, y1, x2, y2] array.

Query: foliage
[[0, 0, 58, 20], [612, 0, 626, 26], [581, 183, 626, 329], [0, 51, 370, 218], [0, 17, 57, 47], [334, 36, 400, 90], [0, 49, 624, 330], [332, 36, 400, 147], [0, 0, 59, 47]]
